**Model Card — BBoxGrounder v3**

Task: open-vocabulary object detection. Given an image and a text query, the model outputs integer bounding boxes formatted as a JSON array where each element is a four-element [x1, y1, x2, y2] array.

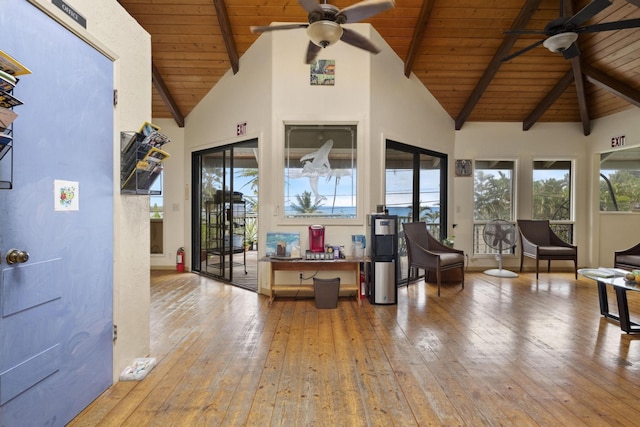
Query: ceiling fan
[[250, 0, 395, 64], [503, 0, 640, 62]]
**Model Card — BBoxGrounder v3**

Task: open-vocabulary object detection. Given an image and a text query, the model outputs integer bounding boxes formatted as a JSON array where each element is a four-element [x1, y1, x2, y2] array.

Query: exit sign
[[236, 122, 247, 136], [611, 135, 626, 147]]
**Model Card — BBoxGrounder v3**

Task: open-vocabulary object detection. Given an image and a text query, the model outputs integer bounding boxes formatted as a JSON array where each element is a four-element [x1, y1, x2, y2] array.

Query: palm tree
[[290, 191, 323, 213], [237, 167, 258, 212]]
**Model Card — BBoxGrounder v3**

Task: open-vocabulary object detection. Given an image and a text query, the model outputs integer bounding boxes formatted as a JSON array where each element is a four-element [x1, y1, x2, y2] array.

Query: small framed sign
[[310, 60, 335, 86], [455, 159, 472, 177]]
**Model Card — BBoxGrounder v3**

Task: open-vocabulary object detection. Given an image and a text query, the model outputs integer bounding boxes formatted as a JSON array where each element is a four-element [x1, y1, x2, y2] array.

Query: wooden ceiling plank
[[523, 70, 574, 131], [582, 63, 640, 108], [213, 0, 240, 74], [454, 0, 543, 130], [152, 62, 185, 127], [118, 0, 640, 125], [404, 0, 436, 77]]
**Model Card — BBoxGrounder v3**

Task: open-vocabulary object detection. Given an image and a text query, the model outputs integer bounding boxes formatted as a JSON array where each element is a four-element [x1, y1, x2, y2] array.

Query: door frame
[[191, 139, 259, 286], [385, 140, 449, 285]]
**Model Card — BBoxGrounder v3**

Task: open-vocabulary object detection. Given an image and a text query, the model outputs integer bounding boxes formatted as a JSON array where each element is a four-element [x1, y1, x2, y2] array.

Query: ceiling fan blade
[[250, 24, 309, 34], [305, 41, 322, 64], [565, 0, 612, 28], [578, 18, 640, 33], [337, 0, 395, 24], [340, 27, 381, 53], [561, 43, 580, 59], [297, 0, 322, 15], [502, 39, 545, 62]]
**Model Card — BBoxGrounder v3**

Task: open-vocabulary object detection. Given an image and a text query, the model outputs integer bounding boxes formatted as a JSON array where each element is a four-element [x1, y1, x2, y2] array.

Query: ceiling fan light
[[543, 32, 579, 53], [307, 20, 343, 48]]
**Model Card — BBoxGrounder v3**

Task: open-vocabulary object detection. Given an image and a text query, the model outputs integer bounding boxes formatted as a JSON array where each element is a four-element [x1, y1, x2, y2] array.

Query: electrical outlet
[[299, 273, 303, 280]]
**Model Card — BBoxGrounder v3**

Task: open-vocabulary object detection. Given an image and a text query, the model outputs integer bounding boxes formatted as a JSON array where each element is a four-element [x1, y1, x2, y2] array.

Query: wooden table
[[259, 256, 368, 306], [579, 268, 640, 334]]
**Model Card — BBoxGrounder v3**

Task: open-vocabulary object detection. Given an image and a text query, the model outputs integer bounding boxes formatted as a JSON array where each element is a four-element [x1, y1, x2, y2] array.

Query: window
[[600, 148, 640, 212], [473, 160, 515, 255], [284, 124, 357, 220], [385, 141, 448, 284], [150, 172, 163, 254], [385, 143, 447, 236], [191, 140, 259, 286], [533, 160, 573, 243]]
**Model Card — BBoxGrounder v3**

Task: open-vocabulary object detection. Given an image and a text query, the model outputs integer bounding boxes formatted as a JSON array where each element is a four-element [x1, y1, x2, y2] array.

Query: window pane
[[532, 160, 571, 220], [150, 172, 163, 254], [419, 156, 442, 237], [385, 142, 447, 284], [473, 160, 514, 221], [150, 174, 163, 219], [600, 149, 640, 212], [385, 149, 413, 219], [284, 124, 356, 219], [473, 160, 514, 255], [385, 148, 444, 237]]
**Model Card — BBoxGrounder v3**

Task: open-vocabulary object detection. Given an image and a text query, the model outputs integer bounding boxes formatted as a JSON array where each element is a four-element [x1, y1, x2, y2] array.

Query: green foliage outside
[[600, 170, 640, 211], [289, 191, 323, 213], [533, 173, 570, 220], [409, 205, 441, 237], [244, 216, 257, 245], [152, 203, 162, 219], [237, 167, 258, 213], [473, 170, 513, 221]]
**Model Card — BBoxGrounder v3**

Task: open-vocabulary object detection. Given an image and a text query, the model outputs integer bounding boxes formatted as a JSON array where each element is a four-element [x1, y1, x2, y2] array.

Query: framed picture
[[310, 60, 335, 86], [455, 159, 472, 177], [283, 124, 357, 220], [266, 232, 301, 258]]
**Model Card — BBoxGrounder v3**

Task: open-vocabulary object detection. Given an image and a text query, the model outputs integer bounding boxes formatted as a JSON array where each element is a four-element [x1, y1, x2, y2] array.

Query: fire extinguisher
[[176, 247, 185, 272]]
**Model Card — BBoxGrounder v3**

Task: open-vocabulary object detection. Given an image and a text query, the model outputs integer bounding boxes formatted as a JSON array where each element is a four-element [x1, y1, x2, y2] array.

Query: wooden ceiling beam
[[582, 63, 640, 108], [404, 0, 435, 78], [152, 62, 185, 128], [455, 0, 543, 130], [213, 0, 239, 74], [567, 0, 590, 136], [571, 57, 590, 136], [523, 70, 574, 131]]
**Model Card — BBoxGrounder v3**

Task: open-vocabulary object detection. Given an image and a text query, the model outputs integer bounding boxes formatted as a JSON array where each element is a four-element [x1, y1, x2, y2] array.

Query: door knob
[[6, 249, 29, 265]]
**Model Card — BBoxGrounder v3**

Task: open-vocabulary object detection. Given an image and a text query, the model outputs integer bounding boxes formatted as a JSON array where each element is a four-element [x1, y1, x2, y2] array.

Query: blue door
[[0, 1, 114, 425]]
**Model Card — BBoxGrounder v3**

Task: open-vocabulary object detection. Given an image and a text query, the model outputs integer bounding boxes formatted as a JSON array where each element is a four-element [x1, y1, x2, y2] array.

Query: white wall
[[182, 24, 458, 291], [150, 119, 185, 270], [269, 24, 374, 259], [587, 108, 640, 266], [33, 0, 154, 381], [453, 112, 640, 271], [369, 28, 456, 236], [184, 29, 273, 289], [170, 22, 640, 283], [454, 122, 591, 271], [31, 0, 638, 393]]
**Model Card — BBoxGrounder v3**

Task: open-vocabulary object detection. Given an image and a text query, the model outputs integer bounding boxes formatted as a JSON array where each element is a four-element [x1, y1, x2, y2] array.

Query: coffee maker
[[308, 225, 325, 252]]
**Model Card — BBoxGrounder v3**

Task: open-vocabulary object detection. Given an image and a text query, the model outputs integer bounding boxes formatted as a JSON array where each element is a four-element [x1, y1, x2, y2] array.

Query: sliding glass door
[[192, 139, 258, 290], [385, 140, 448, 285]]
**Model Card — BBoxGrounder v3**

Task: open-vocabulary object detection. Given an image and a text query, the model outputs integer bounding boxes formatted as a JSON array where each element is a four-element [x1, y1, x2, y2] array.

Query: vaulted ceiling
[[117, 0, 640, 135]]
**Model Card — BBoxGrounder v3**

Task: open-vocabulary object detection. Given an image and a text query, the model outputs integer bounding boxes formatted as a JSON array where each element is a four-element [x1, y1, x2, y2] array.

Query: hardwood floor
[[69, 271, 640, 426]]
